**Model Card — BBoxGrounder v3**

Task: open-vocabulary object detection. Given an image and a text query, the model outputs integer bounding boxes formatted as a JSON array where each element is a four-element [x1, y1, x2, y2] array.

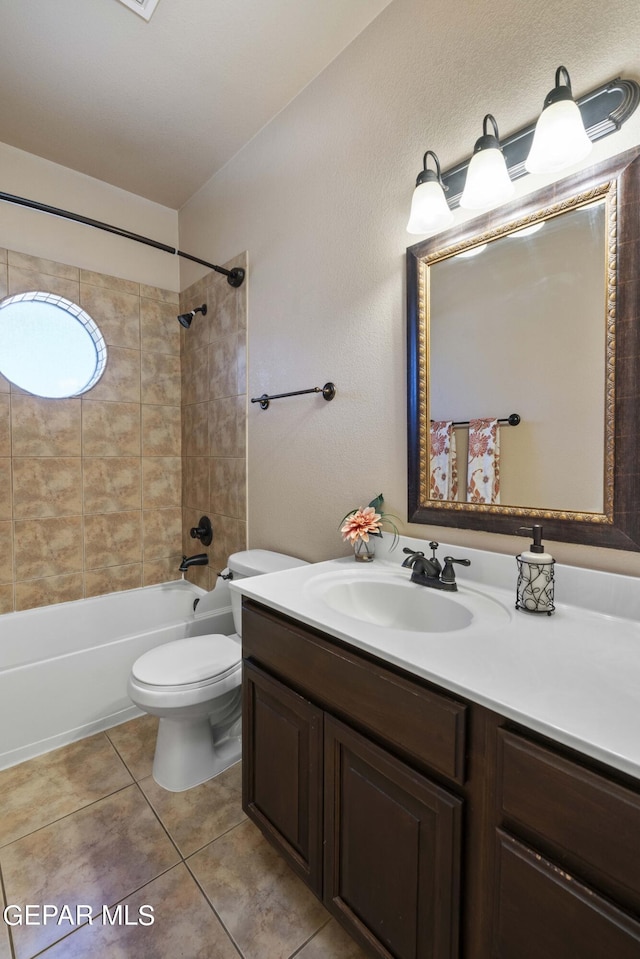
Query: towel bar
[[251, 382, 336, 411], [431, 413, 521, 428]]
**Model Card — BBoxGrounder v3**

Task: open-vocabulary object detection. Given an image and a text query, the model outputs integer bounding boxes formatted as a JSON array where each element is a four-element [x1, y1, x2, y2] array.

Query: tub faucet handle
[[189, 516, 213, 547]]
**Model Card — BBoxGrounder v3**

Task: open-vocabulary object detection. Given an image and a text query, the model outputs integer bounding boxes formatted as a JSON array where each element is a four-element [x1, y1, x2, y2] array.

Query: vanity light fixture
[[406, 71, 640, 233], [525, 67, 592, 174], [460, 114, 515, 210], [406, 151, 454, 234]]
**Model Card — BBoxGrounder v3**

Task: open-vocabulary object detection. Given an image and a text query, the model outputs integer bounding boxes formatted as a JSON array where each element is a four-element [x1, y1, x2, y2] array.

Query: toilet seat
[[131, 634, 241, 689]]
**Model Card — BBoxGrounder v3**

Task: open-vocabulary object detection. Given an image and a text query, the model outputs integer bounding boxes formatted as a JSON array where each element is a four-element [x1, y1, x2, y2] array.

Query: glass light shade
[[525, 98, 592, 173], [407, 179, 454, 234], [460, 147, 515, 210]]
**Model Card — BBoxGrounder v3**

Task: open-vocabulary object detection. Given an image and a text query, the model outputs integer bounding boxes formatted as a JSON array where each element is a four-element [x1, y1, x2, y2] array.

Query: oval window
[[0, 292, 107, 398]]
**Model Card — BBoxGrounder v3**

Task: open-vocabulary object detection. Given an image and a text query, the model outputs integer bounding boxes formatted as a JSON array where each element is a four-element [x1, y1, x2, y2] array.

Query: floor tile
[[295, 918, 370, 959], [188, 819, 328, 959], [0, 733, 133, 847], [40, 863, 240, 959], [139, 761, 246, 857], [106, 714, 158, 781], [1, 784, 179, 959]]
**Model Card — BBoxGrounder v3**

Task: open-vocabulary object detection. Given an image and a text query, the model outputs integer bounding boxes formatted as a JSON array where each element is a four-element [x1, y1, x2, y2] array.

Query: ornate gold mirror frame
[[407, 146, 640, 550]]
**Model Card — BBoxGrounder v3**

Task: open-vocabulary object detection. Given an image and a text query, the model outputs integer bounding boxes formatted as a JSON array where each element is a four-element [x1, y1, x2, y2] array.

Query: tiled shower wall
[[0, 248, 183, 613], [180, 254, 247, 590]]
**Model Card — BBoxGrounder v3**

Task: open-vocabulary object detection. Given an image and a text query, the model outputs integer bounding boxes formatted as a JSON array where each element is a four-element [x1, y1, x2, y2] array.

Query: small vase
[[354, 536, 375, 562]]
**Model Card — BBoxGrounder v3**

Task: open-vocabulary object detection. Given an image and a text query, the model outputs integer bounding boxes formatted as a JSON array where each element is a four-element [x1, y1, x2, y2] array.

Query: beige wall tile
[[210, 514, 244, 570], [141, 352, 181, 406], [85, 564, 143, 598], [82, 401, 140, 456], [140, 284, 179, 305], [206, 277, 238, 338], [209, 396, 239, 457], [80, 284, 140, 350], [0, 521, 13, 584], [142, 457, 181, 509], [181, 344, 209, 405], [1, 251, 185, 609], [0, 394, 9, 454], [210, 458, 241, 518], [237, 331, 247, 394], [79, 269, 139, 296], [11, 395, 81, 456], [85, 347, 141, 403], [142, 404, 181, 456], [15, 573, 84, 611], [143, 556, 182, 586], [14, 516, 83, 580], [8, 251, 79, 281], [140, 297, 181, 355], [0, 459, 10, 520], [183, 402, 209, 457], [209, 334, 238, 399], [84, 511, 142, 569], [143, 507, 182, 561], [13, 457, 82, 519], [183, 456, 209, 510], [0, 583, 13, 614], [83, 458, 141, 513], [236, 394, 247, 456], [8, 265, 80, 301]]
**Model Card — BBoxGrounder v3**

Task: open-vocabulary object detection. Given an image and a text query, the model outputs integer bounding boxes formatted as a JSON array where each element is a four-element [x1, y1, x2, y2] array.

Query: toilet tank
[[227, 549, 308, 636]]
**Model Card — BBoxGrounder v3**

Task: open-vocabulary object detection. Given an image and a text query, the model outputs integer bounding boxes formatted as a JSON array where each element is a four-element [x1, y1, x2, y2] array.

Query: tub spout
[[179, 553, 209, 572]]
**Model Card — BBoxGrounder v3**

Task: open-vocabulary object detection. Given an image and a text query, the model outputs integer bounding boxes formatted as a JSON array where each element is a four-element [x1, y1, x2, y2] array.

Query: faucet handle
[[441, 556, 471, 585]]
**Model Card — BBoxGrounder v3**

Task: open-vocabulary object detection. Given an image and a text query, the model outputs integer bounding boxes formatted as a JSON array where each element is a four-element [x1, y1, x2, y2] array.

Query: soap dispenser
[[515, 524, 555, 615]]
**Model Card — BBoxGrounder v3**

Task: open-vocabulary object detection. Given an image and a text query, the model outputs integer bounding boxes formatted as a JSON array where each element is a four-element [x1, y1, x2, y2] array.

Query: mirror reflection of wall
[[429, 199, 606, 513]]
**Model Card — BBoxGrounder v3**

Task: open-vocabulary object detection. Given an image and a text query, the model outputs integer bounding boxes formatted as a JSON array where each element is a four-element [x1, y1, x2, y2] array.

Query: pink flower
[[340, 506, 382, 544]]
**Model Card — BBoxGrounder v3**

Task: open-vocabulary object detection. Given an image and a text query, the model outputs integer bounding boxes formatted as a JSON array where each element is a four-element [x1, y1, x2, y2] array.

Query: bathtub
[[0, 579, 235, 770]]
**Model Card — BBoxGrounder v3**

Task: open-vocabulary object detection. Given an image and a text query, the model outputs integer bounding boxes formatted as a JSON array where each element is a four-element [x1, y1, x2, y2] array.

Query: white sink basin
[[306, 569, 510, 633]]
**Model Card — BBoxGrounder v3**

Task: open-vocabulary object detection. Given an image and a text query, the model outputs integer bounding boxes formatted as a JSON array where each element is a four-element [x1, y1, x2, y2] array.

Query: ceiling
[[0, 0, 393, 209]]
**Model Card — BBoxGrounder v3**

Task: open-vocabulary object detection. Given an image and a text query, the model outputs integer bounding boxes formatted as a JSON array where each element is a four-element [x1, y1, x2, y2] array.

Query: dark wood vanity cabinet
[[493, 729, 640, 958], [242, 600, 467, 959], [241, 599, 640, 959]]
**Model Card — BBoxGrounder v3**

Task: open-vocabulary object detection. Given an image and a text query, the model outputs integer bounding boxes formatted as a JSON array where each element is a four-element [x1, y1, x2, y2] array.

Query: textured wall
[[178, 0, 640, 575], [180, 254, 248, 588], [0, 248, 181, 612], [0, 142, 179, 291]]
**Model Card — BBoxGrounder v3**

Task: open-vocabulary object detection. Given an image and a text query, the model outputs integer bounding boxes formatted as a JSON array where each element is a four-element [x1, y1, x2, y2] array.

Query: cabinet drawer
[[494, 831, 640, 959], [243, 601, 467, 784], [497, 729, 640, 908]]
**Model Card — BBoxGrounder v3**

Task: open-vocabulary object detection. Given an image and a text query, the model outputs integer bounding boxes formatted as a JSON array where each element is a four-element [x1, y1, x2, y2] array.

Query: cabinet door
[[243, 661, 323, 894], [324, 715, 462, 959], [493, 831, 640, 959]]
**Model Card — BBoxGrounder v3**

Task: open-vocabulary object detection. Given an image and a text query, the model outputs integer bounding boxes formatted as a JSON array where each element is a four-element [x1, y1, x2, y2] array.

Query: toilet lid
[[132, 634, 241, 687]]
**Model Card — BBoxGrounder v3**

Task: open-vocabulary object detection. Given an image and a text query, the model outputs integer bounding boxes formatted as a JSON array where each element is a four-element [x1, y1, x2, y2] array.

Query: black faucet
[[401, 542, 470, 591], [179, 553, 209, 572]]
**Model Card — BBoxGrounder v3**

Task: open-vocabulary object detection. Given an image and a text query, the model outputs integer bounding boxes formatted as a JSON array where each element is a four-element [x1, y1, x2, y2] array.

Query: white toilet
[[127, 549, 307, 792]]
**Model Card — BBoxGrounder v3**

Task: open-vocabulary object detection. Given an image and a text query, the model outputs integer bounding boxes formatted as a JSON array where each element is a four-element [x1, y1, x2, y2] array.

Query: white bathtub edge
[[0, 705, 143, 771]]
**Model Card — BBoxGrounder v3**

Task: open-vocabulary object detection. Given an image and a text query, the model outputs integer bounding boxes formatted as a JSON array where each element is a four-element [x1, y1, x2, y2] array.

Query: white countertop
[[230, 536, 640, 780]]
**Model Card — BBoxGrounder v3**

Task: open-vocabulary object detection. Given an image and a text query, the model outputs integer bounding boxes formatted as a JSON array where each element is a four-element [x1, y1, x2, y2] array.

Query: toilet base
[[152, 716, 242, 792]]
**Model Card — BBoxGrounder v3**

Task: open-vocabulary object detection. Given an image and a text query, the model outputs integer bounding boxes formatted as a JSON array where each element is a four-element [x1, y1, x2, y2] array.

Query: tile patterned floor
[[0, 716, 368, 959]]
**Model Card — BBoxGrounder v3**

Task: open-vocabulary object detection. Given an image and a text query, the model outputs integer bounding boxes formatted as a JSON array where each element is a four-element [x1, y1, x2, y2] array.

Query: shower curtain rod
[[0, 191, 245, 287]]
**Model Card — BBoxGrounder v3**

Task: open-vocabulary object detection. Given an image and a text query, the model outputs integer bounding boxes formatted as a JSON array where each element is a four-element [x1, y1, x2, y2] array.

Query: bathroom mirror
[[407, 146, 640, 550]]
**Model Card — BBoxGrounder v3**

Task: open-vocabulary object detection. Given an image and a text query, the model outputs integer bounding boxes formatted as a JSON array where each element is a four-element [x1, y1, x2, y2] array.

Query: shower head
[[177, 303, 207, 329]]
